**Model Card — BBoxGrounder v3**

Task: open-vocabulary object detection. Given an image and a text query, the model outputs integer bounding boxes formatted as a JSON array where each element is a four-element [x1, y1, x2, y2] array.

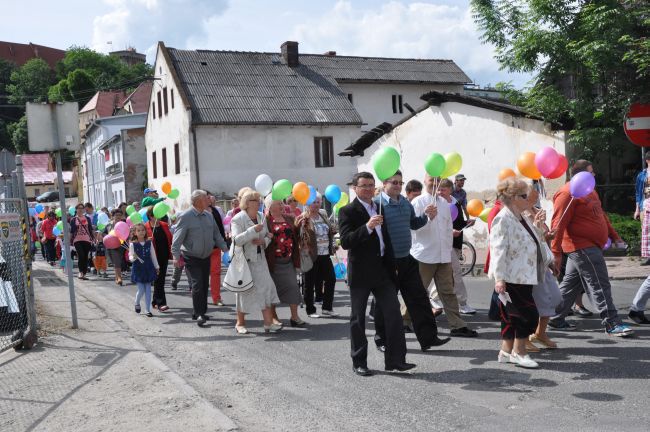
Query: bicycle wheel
[[459, 241, 476, 276]]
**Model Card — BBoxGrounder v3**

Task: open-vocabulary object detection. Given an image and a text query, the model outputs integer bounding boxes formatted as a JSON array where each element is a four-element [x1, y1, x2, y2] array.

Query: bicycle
[[458, 240, 476, 276]]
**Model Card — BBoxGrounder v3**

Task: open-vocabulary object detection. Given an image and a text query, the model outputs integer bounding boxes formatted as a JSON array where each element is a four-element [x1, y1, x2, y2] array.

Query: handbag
[[223, 246, 254, 292], [298, 225, 313, 273]]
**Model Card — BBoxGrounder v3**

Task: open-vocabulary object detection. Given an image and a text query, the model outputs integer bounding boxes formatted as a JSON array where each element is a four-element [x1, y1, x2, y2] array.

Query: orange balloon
[[39, 211, 45, 219], [292, 182, 310, 205], [467, 199, 484, 217], [517, 152, 542, 180], [498, 168, 516, 181], [161, 181, 172, 195]]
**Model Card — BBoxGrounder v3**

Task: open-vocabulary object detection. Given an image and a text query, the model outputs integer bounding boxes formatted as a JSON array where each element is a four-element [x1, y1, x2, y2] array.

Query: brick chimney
[[281, 41, 299, 67]]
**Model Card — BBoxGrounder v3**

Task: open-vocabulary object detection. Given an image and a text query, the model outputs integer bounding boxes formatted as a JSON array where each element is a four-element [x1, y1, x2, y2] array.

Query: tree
[[6, 58, 55, 104], [7, 116, 28, 154], [0, 59, 17, 96], [0, 119, 11, 151], [471, 0, 650, 163]]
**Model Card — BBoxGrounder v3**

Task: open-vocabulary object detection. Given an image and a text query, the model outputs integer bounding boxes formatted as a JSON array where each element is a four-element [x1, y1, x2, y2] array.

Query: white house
[[340, 90, 568, 264], [82, 113, 147, 208], [145, 41, 470, 209]]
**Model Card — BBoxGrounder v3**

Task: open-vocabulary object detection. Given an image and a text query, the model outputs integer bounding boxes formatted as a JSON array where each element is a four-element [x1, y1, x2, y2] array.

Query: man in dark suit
[[339, 171, 415, 376]]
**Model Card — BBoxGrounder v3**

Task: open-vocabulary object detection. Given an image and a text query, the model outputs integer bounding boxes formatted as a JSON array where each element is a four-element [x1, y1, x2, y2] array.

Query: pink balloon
[[104, 234, 121, 249], [535, 147, 560, 177], [449, 202, 459, 221], [126, 218, 134, 228], [114, 221, 130, 241], [569, 171, 596, 199]]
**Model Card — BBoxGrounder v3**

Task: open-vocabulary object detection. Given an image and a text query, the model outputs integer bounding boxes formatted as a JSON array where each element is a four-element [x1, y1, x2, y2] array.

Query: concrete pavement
[[2, 259, 649, 431]]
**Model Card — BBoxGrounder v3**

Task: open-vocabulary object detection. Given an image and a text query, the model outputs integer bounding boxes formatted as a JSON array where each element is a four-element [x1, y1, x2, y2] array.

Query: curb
[[34, 262, 239, 432]]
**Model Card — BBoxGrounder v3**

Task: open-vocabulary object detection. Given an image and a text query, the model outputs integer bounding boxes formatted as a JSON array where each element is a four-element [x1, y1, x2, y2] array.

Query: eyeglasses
[[387, 180, 404, 186], [355, 184, 375, 190]]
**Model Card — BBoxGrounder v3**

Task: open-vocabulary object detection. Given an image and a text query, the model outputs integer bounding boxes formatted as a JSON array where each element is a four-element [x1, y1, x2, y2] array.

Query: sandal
[[525, 339, 541, 353], [159, 305, 169, 312], [530, 333, 558, 349]]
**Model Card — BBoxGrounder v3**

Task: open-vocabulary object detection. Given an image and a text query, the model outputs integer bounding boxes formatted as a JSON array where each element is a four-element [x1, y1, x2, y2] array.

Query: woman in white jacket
[[230, 190, 281, 334], [489, 178, 545, 369]]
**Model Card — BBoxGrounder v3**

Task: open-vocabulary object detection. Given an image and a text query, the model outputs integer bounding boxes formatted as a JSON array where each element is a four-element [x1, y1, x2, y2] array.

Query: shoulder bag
[[223, 246, 254, 292]]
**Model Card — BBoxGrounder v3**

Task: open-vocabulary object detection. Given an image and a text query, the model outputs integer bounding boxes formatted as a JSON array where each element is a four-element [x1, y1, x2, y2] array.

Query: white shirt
[[359, 199, 385, 256], [410, 193, 453, 264]]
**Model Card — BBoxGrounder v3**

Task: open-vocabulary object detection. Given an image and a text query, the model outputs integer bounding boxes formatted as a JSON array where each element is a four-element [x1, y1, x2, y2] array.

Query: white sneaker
[[430, 299, 443, 309], [308, 313, 320, 318], [497, 350, 511, 363], [459, 304, 477, 315], [321, 309, 340, 317], [510, 352, 539, 368], [264, 323, 282, 333]]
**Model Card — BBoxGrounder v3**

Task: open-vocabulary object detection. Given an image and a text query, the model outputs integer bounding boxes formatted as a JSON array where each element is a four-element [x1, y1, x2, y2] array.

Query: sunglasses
[[387, 180, 404, 186]]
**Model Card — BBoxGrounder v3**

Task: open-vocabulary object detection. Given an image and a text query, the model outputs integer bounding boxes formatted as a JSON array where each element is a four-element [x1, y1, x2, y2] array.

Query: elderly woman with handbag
[[264, 195, 305, 327], [489, 177, 549, 369], [229, 190, 281, 334], [295, 193, 338, 319]]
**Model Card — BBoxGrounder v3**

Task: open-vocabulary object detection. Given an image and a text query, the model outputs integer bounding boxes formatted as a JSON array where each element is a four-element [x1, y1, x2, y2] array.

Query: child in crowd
[[93, 231, 108, 278], [129, 223, 159, 317], [57, 233, 66, 273]]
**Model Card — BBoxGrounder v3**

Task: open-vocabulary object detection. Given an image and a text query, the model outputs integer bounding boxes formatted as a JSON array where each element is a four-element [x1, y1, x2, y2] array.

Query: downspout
[[191, 125, 201, 189]]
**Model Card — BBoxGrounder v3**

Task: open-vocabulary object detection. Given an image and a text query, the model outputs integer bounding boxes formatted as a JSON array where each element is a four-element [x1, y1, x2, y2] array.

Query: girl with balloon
[[40, 211, 58, 266], [70, 203, 94, 280], [129, 223, 160, 317]]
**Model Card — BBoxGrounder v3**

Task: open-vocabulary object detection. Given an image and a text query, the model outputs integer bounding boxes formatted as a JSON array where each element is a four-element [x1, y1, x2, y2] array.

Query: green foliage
[[0, 59, 17, 96], [472, 0, 650, 164], [7, 116, 28, 154], [0, 119, 11, 151], [6, 58, 55, 104], [607, 212, 641, 255]]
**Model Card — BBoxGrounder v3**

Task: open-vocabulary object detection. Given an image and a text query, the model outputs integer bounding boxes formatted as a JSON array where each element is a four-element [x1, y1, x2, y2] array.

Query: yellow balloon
[[441, 152, 462, 178], [337, 192, 349, 207], [479, 207, 492, 222]]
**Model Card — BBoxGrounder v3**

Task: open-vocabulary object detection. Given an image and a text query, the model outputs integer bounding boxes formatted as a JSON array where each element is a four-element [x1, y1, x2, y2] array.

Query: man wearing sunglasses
[[371, 170, 451, 353]]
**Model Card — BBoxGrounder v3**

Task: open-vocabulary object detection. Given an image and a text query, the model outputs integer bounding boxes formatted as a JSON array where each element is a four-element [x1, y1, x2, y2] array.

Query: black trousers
[[152, 257, 169, 307], [499, 283, 538, 340], [43, 238, 56, 263], [374, 255, 440, 348], [74, 241, 92, 274], [350, 266, 406, 368], [304, 255, 336, 314], [184, 255, 211, 317]]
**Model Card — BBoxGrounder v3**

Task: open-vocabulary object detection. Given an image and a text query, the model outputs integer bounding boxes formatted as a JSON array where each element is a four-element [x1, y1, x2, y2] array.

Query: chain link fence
[[0, 197, 37, 353]]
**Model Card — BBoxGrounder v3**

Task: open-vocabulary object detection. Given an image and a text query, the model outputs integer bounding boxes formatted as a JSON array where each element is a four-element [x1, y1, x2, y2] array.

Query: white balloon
[[255, 174, 273, 196]]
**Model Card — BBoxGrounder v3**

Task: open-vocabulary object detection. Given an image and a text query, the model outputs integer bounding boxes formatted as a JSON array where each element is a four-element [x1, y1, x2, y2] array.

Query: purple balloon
[[449, 202, 459, 221], [569, 171, 596, 199], [604, 238, 612, 250]]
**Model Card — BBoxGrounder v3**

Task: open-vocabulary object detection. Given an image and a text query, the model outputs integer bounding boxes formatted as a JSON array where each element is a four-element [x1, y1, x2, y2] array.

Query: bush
[[607, 212, 641, 256]]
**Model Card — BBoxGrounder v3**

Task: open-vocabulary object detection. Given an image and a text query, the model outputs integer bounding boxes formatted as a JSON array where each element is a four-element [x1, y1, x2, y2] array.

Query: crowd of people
[[29, 159, 650, 376]]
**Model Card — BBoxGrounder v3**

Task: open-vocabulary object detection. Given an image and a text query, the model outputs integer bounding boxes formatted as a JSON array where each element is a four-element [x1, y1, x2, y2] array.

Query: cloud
[[91, 0, 228, 61], [292, 0, 532, 87]]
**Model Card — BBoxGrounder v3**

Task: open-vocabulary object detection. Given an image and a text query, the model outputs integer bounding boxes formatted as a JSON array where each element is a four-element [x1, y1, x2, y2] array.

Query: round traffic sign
[[624, 103, 650, 147]]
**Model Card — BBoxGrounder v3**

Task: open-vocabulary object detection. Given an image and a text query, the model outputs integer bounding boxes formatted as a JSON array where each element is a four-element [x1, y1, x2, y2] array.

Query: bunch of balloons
[[515, 147, 568, 180], [161, 181, 180, 199]]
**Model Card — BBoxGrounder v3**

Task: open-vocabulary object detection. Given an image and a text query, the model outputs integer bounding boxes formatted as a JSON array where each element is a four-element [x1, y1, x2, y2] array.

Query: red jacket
[[551, 182, 620, 255], [145, 220, 172, 255]]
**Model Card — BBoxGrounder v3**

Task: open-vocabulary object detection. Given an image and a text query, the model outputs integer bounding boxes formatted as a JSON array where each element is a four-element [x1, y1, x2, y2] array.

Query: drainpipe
[[191, 125, 201, 189]]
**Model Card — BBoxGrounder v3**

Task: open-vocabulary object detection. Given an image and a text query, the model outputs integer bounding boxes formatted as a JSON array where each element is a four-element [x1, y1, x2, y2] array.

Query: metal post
[[55, 151, 78, 328]]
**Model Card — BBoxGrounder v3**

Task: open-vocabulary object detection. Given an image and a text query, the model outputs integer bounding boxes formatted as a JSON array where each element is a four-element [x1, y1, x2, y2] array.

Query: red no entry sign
[[625, 103, 650, 147]]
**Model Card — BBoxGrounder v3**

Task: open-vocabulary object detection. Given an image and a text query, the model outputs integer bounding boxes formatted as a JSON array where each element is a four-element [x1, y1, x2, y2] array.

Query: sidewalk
[[606, 256, 649, 280], [0, 263, 237, 432]]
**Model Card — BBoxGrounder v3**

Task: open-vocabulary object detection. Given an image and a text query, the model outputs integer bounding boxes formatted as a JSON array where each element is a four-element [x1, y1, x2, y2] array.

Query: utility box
[[26, 102, 80, 152]]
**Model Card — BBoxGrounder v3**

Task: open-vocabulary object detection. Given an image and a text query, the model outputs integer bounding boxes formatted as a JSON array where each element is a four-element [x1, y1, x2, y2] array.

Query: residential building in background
[[22, 153, 74, 200], [145, 41, 470, 209], [0, 40, 65, 68]]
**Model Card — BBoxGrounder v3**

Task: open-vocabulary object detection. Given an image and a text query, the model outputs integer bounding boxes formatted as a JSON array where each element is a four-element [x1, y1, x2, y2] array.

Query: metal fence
[[0, 160, 37, 353]]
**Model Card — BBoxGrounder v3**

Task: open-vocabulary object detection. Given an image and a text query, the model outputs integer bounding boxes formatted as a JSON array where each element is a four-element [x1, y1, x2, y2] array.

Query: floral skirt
[[642, 200, 650, 258]]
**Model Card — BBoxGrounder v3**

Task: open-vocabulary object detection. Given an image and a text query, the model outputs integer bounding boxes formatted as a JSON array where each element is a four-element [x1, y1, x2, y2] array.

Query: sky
[[0, 0, 533, 88]]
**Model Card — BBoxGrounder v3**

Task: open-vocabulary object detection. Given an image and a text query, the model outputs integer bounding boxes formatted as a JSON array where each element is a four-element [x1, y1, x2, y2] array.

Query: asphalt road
[[37, 264, 650, 432]]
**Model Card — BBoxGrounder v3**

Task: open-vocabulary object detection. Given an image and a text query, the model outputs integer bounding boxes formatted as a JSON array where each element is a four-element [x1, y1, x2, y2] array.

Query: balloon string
[[553, 197, 574, 229]]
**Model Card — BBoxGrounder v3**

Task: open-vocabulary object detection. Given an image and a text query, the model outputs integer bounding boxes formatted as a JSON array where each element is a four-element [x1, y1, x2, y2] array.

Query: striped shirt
[[374, 193, 428, 259]]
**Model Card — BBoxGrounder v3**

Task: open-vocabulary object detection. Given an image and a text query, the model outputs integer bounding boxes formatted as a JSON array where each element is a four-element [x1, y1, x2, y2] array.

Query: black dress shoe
[[196, 315, 207, 327], [450, 327, 478, 337], [421, 336, 451, 351], [376, 344, 386, 353], [192, 315, 210, 321], [629, 310, 650, 325], [353, 366, 372, 376], [385, 363, 417, 373]]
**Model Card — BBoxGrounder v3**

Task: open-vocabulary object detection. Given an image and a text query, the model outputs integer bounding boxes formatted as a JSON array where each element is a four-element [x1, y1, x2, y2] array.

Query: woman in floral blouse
[[265, 196, 305, 327]]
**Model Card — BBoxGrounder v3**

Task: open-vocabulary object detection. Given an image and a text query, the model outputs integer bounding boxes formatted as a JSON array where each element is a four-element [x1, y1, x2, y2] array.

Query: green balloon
[[129, 212, 143, 224], [272, 179, 293, 200], [153, 202, 170, 219], [126, 205, 136, 216], [424, 152, 446, 177], [56, 221, 63, 231], [97, 223, 106, 231], [68, 206, 76, 217], [55, 208, 62, 217], [167, 189, 180, 199], [372, 146, 401, 181]]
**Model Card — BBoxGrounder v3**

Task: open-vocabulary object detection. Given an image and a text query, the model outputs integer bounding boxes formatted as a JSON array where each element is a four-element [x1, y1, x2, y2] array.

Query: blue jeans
[[135, 282, 152, 313], [631, 276, 650, 312]]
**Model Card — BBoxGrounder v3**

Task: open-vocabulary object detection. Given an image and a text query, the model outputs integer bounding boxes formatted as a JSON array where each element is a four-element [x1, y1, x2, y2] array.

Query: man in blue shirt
[[372, 170, 451, 351]]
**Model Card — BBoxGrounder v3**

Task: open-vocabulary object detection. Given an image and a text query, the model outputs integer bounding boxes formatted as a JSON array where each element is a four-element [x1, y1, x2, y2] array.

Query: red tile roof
[[0, 41, 65, 69], [79, 90, 127, 115], [122, 81, 152, 114], [22, 153, 72, 185]]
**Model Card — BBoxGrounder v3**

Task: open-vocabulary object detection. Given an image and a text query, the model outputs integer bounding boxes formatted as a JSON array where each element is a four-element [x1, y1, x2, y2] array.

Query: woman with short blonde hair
[[489, 177, 545, 368]]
